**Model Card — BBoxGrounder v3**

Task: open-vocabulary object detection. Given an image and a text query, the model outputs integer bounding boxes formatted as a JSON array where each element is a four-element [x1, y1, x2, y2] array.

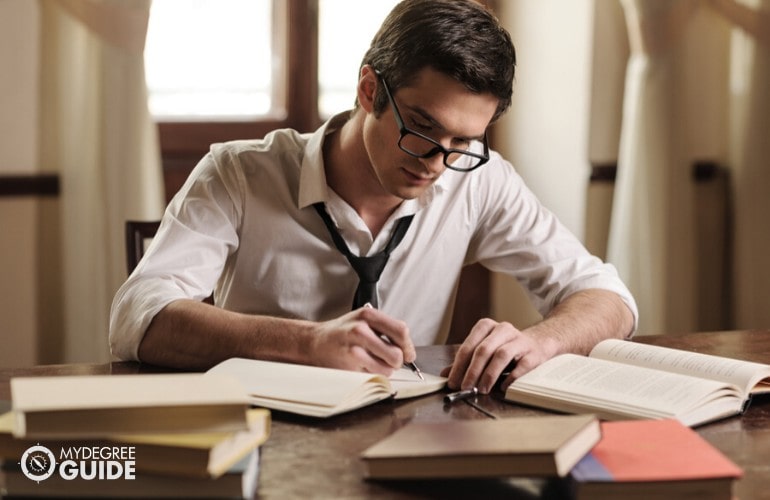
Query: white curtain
[[38, 0, 164, 362], [607, 0, 770, 334], [714, 0, 770, 329]]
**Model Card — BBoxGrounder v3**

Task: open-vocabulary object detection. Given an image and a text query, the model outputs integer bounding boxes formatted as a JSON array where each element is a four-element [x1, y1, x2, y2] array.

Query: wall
[[492, 0, 596, 327], [0, 0, 43, 367]]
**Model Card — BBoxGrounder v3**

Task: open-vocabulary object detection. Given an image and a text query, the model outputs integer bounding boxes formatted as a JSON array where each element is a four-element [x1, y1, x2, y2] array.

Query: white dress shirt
[[109, 112, 638, 361]]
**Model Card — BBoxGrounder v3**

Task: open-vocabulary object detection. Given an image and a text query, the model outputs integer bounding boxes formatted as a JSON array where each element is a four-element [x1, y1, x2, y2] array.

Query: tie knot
[[313, 203, 414, 309], [347, 253, 389, 283]]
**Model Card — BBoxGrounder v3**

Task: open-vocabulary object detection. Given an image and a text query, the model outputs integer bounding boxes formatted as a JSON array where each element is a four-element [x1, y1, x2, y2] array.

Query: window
[[145, 0, 276, 121], [317, 0, 399, 117], [146, 0, 400, 123], [145, 0, 491, 201], [145, 0, 317, 201]]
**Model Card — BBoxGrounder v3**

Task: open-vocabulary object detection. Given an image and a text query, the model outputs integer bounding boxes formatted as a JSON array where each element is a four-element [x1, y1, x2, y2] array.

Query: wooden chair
[[125, 220, 161, 275]]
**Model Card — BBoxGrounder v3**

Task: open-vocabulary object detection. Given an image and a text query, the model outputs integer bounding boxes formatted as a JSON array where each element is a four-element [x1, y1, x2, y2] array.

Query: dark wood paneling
[[589, 163, 617, 183], [0, 174, 60, 197]]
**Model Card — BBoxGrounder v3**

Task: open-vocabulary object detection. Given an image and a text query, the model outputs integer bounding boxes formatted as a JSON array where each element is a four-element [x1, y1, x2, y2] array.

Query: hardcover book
[[570, 419, 742, 500], [11, 373, 250, 438], [0, 408, 269, 478], [360, 414, 600, 479], [0, 448, 261, 499]]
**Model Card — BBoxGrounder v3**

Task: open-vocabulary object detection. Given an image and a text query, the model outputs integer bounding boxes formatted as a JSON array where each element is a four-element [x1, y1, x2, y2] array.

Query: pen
[[443, 387, 478, 404], [364, 303, 425, 380], [443, 388, 498, 419]]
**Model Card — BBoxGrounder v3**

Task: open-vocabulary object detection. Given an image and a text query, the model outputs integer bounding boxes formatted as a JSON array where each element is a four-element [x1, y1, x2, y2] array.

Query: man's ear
[[357, 65, 377, 113]]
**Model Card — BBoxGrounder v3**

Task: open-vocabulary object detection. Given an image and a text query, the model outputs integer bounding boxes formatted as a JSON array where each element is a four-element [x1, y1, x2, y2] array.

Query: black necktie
[[314, 203, 414, 309]]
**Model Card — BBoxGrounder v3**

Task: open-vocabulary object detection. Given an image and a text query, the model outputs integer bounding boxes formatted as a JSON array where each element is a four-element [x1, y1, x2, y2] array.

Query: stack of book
[[0, 373, 270, 498], [360, 416, 743, 500]]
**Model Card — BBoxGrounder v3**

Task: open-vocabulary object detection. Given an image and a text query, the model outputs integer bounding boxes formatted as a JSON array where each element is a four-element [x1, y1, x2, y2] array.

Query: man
[[110, 0, 637, 394]]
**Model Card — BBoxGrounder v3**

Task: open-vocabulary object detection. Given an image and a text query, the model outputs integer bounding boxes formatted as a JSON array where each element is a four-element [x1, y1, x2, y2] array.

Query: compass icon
[[20, 444, 56, 482]]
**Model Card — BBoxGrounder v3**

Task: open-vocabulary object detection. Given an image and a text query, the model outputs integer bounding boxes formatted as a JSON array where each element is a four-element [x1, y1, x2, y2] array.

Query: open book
[[206, 358, 446, 418], [504, 339, 770, 427]]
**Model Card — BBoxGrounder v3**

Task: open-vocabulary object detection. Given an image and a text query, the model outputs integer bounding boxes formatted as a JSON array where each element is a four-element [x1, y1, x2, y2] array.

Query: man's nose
[[419, 151, 445, 174]]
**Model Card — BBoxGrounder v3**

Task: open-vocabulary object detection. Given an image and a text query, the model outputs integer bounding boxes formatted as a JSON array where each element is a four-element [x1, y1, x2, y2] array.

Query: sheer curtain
[[713, 0, 770, 329], [39, 0, 164, 362], [607, 0, 770, 334]]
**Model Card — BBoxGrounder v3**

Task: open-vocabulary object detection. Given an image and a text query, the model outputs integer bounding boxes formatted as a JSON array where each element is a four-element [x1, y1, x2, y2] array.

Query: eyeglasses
[[376, 72, 490, 172]]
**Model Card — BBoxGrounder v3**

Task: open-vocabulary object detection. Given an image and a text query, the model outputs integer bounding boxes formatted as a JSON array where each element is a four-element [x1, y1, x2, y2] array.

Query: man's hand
[[441, 290, 634, 394], [309, 306, 415, 376], [441, 318, 558, 394]]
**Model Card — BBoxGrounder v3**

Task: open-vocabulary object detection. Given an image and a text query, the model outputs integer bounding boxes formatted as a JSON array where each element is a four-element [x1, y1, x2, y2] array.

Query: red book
[[570, 419, 742, 500]]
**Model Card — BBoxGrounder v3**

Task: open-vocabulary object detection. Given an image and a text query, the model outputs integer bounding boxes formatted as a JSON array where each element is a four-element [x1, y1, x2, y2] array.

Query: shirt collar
[[297, 110, 447, 214], [297, 112, 346, 209]]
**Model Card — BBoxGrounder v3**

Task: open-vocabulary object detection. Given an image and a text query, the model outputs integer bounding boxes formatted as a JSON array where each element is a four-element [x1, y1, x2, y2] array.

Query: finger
[[459, 322, 524, 393], [508, 353, 537, 379], [358, 307, 415, 363], [348, 344, 396, 377], [499, 371, 516, 391], [347, 318, 405, 369], [447, 318, 498, 389], [497, 351, 536, 391], [461, 329, 517, 393], [480, 347, 522, 393]]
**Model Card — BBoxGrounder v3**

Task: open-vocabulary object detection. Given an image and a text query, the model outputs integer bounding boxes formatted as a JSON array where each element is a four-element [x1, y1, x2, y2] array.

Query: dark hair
[[359, 0, 516, 122]]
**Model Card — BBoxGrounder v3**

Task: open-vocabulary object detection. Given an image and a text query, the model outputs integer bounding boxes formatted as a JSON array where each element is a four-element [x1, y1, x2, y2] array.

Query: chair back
[[125, 220, 161, 275]]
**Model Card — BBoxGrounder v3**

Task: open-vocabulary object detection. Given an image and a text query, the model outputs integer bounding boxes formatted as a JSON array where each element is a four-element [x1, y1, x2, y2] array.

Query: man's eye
[[410, 119, 432, 132]]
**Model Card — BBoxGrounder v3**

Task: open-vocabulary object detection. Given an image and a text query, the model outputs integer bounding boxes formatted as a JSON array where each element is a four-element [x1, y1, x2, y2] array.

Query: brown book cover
[[361, 414, 600, 479]]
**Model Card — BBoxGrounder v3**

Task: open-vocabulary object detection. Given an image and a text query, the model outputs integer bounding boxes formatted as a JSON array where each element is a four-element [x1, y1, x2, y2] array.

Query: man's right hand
[[309, 307, 415, 376]]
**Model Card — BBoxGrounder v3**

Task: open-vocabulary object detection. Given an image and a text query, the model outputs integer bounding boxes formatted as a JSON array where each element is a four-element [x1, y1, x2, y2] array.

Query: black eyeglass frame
[[375, 70, 490, 172]]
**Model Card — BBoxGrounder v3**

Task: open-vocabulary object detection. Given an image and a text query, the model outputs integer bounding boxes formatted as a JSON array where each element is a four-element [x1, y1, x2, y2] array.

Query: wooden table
[[2, 330, 769, 499]]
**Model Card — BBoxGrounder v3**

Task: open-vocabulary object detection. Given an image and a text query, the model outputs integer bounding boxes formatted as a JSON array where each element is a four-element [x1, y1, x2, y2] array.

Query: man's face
[[362, 67, 498, 200]]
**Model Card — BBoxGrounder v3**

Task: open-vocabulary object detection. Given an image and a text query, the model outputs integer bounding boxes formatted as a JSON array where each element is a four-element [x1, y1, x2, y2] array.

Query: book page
[[207, 359, 446, 416], [388, 369, 447, 399], [590, 339, 770, 395], [206, 358, 391, 408], [507, 354, 744, 421]]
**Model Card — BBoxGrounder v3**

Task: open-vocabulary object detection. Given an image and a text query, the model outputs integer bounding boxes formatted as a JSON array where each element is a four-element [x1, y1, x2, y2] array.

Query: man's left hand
[[441, 318, 557, 394]]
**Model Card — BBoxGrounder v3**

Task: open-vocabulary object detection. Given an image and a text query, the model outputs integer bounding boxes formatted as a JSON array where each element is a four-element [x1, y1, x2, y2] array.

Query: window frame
[[154, 0, 497, 202], [156, 0, 320, 201]]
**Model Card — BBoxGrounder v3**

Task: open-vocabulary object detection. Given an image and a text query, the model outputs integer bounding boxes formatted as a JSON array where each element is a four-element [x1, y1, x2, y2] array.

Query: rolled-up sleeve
[[109, 149, 242, 361], [469, 160, 639, 334]]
